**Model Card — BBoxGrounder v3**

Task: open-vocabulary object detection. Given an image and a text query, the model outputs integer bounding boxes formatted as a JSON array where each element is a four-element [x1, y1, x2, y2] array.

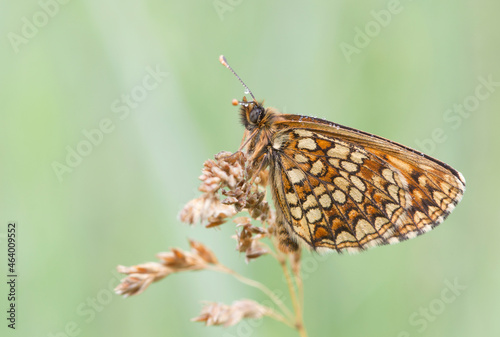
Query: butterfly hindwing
[[268, 114, 465, 253]]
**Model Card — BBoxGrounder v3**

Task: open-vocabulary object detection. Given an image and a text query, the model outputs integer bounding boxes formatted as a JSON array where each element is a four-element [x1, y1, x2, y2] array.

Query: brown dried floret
[[179, 151, 252, 228], [115, 240, 219, 297], [189, 239, 218, 264], [156, 240, 218, 270], [178, 194, 236, 228], [179, 150, 273, 229], [191, 299, 268, 327], [115, 262, 170, 297], [199, 151, 246, 193], [232, 217, 269, 262]]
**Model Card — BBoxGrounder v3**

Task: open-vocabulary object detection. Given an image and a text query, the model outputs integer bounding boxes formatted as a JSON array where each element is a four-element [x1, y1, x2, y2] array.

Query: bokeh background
[[1, 1, 499, 336]]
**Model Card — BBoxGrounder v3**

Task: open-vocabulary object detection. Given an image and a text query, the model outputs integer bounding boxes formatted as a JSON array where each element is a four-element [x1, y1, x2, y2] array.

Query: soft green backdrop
[[1, 1, 498, 336]]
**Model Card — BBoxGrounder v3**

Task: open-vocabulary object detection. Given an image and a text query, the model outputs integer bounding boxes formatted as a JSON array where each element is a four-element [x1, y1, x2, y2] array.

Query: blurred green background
[[1, 1, 498, 336]]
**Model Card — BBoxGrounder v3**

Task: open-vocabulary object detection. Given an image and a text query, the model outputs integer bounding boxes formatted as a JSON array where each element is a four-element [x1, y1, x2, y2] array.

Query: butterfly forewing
[[265, 113, 465, 253]]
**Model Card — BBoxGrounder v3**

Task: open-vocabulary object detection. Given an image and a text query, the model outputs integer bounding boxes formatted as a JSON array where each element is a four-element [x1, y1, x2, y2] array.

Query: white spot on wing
[[382, 169, 396, 184], [349, 187, 363, 203], [306, 208, 322, 223], [327, 144, 350, 159], [355, 219, 376, 239], [310, 160, 324, 176], [288, 169, 305, 184], [286, 192, 298, 205], [297, 138, 317, 150], [341, 161, 358, 173], [336, 231, 357, 245], [294, 153, 309, 163], [294, 129, 314, 138], [332, 189, 346, 204], [319, 194, 332, 208]]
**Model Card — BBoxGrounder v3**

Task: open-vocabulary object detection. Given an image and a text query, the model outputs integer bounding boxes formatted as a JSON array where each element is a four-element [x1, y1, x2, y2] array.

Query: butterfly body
[[238, 99, 465, 254]]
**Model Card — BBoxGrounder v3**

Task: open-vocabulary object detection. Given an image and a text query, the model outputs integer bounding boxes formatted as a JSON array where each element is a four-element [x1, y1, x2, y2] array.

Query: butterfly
[[219, 55, 465, 254]]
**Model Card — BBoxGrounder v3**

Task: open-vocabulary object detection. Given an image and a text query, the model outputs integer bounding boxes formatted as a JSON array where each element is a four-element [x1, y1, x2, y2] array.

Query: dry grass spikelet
[[191, 300, 269, 327], [115, 150, 308, 336]]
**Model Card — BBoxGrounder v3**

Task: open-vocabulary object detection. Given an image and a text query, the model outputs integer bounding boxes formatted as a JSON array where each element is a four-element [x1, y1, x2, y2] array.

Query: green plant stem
[[288, 254, 307, 337], [267, 235, 308, 337], [263, 307, 295, 328], [291, 255, 305, 311], [209, 263, 295, 322], [279, 255, 305, 333]]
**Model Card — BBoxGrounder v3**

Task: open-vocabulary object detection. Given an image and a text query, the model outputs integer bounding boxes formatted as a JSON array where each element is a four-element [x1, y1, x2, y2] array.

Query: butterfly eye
[[249, 106, 263, 124]]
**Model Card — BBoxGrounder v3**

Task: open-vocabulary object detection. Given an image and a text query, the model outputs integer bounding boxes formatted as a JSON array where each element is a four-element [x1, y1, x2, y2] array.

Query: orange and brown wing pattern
[[269, 115, 465, 253]]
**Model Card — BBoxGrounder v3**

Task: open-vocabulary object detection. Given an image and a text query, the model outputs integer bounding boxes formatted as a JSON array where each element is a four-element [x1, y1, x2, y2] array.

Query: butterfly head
[[232, 96, 267, 130]]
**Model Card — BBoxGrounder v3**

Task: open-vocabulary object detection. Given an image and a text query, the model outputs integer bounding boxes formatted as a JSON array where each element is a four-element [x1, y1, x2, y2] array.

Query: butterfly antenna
[[219, 55, 256, 101]]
